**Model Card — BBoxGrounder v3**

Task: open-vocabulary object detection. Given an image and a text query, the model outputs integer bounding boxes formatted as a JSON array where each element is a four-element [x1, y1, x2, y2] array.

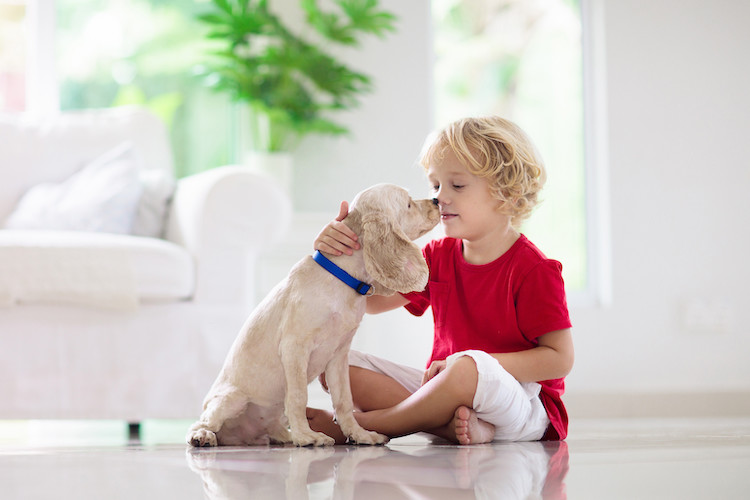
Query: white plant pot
[[243, 150, 293, 196]]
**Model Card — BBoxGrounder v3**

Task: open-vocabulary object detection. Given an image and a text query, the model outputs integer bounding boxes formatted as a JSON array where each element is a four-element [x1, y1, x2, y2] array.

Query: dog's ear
[[360, 213, 429, 294], [342, 209, 362, 235]]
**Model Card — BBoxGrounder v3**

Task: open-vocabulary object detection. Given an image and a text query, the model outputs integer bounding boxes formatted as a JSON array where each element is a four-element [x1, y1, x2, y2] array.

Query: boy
[[310, 116, 573, 444]]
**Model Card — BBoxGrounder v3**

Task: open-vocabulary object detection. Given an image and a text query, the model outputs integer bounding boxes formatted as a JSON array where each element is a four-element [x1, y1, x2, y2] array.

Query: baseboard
[[565, 391, 750, 419]]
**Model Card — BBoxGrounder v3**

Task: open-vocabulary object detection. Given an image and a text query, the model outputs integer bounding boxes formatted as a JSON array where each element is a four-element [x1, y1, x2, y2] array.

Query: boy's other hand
[[421, 360, 448, 386]]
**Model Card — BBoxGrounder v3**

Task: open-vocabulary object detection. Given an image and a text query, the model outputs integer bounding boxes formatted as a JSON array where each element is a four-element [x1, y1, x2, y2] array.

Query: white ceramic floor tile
[[0, 418, 748, 499]]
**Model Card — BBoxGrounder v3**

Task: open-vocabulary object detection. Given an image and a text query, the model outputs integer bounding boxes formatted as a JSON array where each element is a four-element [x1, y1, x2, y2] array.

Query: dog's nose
[[432, 198, 439, 206]]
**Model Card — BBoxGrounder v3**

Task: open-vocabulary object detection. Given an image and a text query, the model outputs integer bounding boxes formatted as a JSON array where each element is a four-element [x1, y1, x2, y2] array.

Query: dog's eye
[[408, 201, 412, 209]]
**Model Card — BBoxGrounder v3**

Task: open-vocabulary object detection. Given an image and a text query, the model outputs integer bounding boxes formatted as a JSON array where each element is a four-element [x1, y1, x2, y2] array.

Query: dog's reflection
[[186, 440, 569, 499]]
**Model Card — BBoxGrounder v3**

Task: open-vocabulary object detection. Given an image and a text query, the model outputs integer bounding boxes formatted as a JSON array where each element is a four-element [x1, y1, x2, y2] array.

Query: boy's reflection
[[187, 440, 569, 499]]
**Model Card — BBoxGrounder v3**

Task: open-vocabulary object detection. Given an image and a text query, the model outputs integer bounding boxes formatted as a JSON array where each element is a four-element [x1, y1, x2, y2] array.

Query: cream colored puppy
[[187, 184, 440, 447]]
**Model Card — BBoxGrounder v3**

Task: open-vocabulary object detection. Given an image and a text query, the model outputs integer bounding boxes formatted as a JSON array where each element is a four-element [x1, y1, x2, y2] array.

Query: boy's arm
[[366, 294, 409, 314], [422, 329, 574, 386], [314, 201, 408, 314], [491, 329, 574, 383]]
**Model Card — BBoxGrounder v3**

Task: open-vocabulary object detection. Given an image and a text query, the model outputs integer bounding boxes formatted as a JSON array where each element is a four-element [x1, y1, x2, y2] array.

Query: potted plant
[[196, 0, 396, 187]]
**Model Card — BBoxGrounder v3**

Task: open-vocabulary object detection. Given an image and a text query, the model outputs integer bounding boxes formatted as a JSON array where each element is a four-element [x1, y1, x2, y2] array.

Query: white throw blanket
[[0, 246, 138, 310]]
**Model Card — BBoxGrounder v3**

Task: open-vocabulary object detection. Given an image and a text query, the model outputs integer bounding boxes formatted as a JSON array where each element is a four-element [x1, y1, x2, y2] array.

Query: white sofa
[[0, 107, 291, 423]]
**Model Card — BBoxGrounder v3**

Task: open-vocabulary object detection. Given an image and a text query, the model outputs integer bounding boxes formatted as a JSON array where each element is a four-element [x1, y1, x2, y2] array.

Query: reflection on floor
[[0, 418, 748, 499]]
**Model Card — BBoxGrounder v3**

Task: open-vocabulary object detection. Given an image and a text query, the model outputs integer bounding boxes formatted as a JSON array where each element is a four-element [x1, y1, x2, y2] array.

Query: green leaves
[[197, 0, 396, 151], [336, 0, 397, 37], [302, 0, 396, 44]]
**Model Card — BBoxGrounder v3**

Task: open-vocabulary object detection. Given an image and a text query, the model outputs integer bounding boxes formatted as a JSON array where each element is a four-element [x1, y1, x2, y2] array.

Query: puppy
[[187, 184, 440, 447]]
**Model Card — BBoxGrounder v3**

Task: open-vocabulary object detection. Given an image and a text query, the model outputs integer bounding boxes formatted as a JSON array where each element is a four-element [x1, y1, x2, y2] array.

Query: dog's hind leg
[[280, 337, 335, 446], [186, 390, 249, 447], [267, 414, 292, 444], [325, 345, 389, 445]]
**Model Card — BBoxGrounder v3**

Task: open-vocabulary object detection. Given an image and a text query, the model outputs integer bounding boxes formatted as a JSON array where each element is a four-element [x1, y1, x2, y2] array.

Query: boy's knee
[[319, 366, 367, 393], [349, 366, 368, 387], [445, 355, 479, 403], [449, 353, 478, 374]]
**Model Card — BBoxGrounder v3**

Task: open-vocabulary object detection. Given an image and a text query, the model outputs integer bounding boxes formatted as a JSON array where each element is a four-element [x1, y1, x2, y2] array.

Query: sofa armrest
[[166, 166, 292, 305]]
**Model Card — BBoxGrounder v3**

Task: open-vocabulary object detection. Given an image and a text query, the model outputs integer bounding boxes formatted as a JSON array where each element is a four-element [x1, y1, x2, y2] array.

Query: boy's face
[[427, 150, 509, 242]]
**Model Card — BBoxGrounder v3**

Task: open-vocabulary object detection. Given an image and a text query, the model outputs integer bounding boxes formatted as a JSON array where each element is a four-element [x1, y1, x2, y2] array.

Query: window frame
[[24, 0, 58, 113], [578, 0, 611, 307]]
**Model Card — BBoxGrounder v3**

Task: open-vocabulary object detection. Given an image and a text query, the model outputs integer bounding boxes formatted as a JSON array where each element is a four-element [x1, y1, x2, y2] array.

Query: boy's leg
[[310, 351, 496, 444], [319, 350, 422, 411], [352, 355, 484, 439], [349, 366, 413, 411], [308, 356, 495, 444], [317, 364, 414, 411], [308, 363, 417, 444]]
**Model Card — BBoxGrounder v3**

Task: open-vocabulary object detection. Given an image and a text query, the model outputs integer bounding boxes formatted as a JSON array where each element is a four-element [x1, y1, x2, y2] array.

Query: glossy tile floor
[[0, 417, 748, 499]]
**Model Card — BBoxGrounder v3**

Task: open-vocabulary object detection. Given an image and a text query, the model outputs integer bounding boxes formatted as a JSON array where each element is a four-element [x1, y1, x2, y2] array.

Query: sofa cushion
[[0, 231, 194, 308], [132, 167, 175, 238], [0, 107, 174, 223], [4, 143, 144, 234]]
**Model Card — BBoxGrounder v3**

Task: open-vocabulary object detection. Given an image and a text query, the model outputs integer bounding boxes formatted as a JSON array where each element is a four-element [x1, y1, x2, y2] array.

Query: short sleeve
[[401, 241, 434, 316], [516, 259, 571, 341], [403, 289, 430, 316]]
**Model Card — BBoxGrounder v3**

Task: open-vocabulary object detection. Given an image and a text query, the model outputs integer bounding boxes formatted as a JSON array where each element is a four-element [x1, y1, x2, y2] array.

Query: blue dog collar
[[313, 250, 373, 296]]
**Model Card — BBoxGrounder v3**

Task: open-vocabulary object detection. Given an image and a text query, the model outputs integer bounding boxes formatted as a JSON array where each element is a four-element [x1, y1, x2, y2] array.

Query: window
[[0, 1, 26, 112], [56, 0, 235, 178], [4, 0, 233, 178], [10, 0, 603, 299], [432, 0, 591, 295]]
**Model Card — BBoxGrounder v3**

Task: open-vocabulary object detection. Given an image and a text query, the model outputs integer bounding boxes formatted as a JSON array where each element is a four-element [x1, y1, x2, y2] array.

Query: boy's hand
[[314, 201, 361, 256], [421, 360, 447, 386]]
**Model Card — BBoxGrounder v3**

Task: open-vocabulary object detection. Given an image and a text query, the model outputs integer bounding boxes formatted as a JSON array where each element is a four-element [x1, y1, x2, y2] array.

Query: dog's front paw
[[346, 428, 389, 446], [187, 427, 218, 447], [291, 429, 335, 447]]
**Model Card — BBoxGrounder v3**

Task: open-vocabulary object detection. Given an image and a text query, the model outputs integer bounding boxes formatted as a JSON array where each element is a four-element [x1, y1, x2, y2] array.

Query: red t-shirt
[[402, 236, 572, 440]]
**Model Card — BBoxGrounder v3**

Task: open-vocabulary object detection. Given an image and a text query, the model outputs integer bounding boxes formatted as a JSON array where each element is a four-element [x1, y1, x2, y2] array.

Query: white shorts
[[348, 349, 550, 442]]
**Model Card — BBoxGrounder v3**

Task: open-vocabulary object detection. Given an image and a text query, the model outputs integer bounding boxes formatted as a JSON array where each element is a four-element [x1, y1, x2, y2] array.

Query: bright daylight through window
[[432, 0, 587, 293], [0, 1, 26, 112], [1, 0, 589, 294], [55, 0, 233, 179]]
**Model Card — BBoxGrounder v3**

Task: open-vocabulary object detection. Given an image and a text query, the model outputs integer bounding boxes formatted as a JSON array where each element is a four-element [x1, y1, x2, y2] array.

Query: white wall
[[565, 0, 750, 415], [288, 0, 433, 212], [269, 0, 750, 416]]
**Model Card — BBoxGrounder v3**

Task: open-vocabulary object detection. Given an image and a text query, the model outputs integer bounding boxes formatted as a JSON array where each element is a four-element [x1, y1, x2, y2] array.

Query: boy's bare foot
[[306, 408, 348, 444], [452, 406, 495, 445]]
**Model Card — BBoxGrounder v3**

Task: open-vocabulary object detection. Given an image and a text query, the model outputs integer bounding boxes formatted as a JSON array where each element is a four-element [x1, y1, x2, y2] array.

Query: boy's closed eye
[[432, 184, 465, 192]]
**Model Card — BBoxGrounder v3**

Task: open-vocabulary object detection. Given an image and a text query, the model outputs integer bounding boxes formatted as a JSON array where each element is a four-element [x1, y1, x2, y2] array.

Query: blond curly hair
[[419, 116, 546, 228]]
